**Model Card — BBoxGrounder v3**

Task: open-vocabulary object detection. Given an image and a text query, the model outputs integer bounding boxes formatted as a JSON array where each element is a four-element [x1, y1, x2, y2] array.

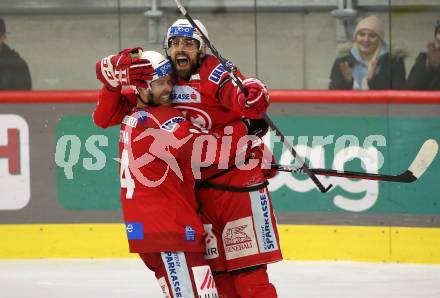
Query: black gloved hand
[[242, 118, 269, 137]]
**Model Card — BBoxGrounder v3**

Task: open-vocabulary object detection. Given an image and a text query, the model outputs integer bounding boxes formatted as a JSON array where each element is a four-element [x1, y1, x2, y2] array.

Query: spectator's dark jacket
[[0, 43, 32, 90], [405, 52, 440, 90], [329, 44, 406, 90]]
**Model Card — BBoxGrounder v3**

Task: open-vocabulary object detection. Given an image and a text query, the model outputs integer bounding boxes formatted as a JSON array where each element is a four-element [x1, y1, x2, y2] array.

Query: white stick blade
[[408, 139, 439, 178]]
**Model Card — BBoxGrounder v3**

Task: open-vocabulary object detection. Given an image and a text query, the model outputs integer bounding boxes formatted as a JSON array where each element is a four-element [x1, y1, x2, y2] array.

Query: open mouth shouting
[[176, 54, 190, 69]]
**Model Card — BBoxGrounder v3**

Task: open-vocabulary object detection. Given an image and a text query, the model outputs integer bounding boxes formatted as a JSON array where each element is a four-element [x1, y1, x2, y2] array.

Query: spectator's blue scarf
[[350, 44, 389, 89]]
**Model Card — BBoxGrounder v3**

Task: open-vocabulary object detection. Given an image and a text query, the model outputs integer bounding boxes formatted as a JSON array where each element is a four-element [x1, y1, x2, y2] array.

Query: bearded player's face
[[168, 36, 205, 80], [138, 75, 173, 106], [150, 75, 174, 106]]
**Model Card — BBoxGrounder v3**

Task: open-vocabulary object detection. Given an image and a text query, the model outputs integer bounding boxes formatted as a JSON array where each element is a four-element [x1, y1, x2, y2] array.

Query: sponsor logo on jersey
[[208, 64, 226, 84], [185, 225, 196, 241], [250, 189, 278, 252], [208, 61, 235, 84], [203, 224, 219, 260], [174, 106, 212, 130], [171, 85, 201, 103], [170, 26, 194, 38], [135, 111, 149, 124], [223, 217, 258, 260], [157, 277, 172, 298], [125, 222, 144, 240], [160, 117, 185, 132], [122, 115, 138, 128], [161, 252, 194, 297], [192, 266, 218, 298], [190, 73, 200, 81]]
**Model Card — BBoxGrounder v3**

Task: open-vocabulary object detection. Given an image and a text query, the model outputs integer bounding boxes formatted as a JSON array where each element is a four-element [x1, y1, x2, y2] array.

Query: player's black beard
[[176, 67, 193, 81]]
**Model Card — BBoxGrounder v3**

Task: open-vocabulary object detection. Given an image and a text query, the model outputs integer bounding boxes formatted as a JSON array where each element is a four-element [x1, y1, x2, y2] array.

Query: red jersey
[[170, 55, 275, 187], [93, 55, 275, 190], [94, 89, 247, 253], [120, 105, 205, 253]]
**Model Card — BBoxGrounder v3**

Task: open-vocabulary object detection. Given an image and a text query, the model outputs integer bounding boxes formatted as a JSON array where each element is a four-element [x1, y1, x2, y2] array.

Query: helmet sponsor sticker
[[156, 60, 173, 78], [223, 217, 258, 260], [170, 26, 194, 38]]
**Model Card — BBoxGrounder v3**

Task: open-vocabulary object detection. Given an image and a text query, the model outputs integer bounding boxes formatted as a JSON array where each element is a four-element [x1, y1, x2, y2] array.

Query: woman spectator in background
[[329, 15, 406, 90]]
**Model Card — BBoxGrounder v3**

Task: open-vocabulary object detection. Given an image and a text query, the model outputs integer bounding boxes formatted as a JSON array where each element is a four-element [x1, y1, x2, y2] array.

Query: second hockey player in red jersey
[[164, 19, 282, 298], [95, 49, 251, 298], [93, 18, 282, 297]]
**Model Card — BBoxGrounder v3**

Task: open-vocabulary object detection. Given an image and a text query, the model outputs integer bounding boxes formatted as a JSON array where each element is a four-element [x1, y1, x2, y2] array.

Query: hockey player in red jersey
[[93, 19, 281, 297], [94, 49, 252, 297], [163, 19, 282, 298]]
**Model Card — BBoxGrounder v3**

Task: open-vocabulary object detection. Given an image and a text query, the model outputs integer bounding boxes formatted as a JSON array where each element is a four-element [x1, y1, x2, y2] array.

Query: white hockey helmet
[[139, 50, 173, 83], [164, 18, 209, 51]]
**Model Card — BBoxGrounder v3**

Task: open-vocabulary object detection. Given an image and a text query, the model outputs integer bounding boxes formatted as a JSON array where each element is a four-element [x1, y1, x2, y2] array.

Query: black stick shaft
[[175, 0, 248, 96], [272, 164, 416, 183]]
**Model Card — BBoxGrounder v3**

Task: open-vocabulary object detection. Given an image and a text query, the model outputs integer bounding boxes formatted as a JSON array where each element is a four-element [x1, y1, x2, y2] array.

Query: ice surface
[[1, 259, 439, 298]]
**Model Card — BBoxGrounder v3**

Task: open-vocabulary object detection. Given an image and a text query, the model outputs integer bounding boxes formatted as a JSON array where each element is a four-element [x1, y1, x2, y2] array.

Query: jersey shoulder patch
[[160, 116, 186, 132], [208, 63, 227, 84], [204, 55, 235, 85], [122, 110, 149, 128]]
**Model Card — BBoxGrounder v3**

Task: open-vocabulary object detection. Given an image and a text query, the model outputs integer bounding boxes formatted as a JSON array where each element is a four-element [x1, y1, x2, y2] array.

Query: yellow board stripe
[[1, 224, 440, 263], [0, 224, 135, 259]]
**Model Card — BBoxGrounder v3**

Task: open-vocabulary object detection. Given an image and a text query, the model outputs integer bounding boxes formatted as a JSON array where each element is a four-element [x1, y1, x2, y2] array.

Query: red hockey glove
[[237, 78, 270, 119], [96, 47, 154, 89]]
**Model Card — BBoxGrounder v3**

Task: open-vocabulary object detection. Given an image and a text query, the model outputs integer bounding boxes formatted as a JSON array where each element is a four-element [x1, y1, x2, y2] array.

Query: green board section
[[55, 115, 440, 214], [267, 116, 440, 214], [55, 116, 120, 210]]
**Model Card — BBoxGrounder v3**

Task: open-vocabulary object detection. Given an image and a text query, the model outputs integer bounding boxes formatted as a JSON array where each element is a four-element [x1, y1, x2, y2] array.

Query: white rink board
[[1, 260, 440, 298]]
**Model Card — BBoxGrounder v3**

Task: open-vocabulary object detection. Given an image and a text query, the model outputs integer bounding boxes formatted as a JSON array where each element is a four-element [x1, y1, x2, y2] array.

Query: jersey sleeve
[[202, 55, 246, 115], [216, 65, 246, 115], [93, 86, 137, 128], [217, 77, 243, 115]]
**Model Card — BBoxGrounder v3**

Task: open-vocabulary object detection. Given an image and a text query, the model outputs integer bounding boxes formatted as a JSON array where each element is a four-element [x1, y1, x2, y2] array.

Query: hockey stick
[[272, 139, 439, 183], [173, 0, 332, 193]]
